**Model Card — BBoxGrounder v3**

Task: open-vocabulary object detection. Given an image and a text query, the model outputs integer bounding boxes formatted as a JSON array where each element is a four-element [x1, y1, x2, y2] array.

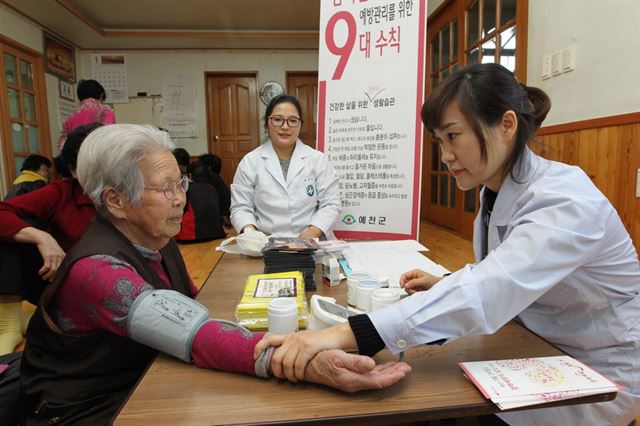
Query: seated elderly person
[[0, 124, 99, 355], [4, 154, 51, 200], [19, 124, 411, 424]]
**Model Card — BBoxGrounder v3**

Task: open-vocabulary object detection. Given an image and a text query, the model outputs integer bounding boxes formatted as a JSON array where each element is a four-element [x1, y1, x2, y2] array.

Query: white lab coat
[[230, 139, 342, 237], [369, 149, 640, 426]]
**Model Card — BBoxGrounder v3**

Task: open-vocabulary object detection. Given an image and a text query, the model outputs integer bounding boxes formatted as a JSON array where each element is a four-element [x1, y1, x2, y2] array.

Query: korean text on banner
[[317, 0, 426, 240]]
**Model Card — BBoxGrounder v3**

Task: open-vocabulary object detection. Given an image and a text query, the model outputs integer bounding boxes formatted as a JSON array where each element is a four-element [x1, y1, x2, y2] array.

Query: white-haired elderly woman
[[19, 124, 411, 424]]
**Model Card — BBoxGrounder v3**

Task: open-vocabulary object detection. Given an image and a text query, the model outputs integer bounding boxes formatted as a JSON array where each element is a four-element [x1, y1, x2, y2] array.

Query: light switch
[[551, 51, 562, 76], [562, 46, 576, 72], [542, 55, 551, 79]]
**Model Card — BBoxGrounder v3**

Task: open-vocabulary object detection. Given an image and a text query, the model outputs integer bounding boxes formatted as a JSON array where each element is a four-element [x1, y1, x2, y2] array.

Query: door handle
[[214, 136, 220, 142]]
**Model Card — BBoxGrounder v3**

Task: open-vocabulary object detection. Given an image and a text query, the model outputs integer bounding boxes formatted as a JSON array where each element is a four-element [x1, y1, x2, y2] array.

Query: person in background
[[19, 124, 411, 423], [231, 94, 341, 238], [0, 123, 99, 355], [173, 147, 191, 175], [256, 63, 640, 426], [53, 154, 72, 179], [57, 79, 115, 150], [175, 161, 226, 242], [198, 153, 231, 225], [4, 154, 52, 200]]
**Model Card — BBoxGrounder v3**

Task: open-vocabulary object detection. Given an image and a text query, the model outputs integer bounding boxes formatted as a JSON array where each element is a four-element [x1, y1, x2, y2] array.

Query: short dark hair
[[60, 122, 103, 172], [189, 163, 215, 184], [198, 153, 222, 174], [263, 94, 303, 131], [77, 79, 107, 102], [21, 154, 51, 172], [172, 148, 191, 168], [422, 63, 551, 180]]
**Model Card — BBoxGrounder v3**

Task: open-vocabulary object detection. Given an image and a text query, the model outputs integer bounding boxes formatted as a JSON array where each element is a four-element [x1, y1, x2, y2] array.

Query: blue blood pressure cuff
[[127, 289, 208, 363]]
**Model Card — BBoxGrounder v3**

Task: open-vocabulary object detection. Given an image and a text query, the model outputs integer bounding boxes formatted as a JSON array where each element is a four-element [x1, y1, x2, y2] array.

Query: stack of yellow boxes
[[235, 271, 308, 330]]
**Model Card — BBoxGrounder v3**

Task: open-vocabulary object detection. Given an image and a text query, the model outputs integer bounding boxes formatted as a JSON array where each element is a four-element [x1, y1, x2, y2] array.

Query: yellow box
[[235, 271, 308, 330]]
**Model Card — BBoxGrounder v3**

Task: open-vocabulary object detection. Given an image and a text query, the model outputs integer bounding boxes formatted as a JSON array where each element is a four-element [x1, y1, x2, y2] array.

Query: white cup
[[370, 288, 401, 311], [268, 298, 298, 333], [355, 278, 381, 312], [347, 271, 370, 306]]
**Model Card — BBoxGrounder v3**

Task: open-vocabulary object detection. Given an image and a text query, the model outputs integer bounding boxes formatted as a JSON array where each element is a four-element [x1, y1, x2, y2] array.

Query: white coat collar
[[260, 139, 309, 189], [473, 148, 542, 260]]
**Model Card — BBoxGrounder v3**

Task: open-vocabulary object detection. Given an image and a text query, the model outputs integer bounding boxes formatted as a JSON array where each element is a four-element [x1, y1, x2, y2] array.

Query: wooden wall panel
[[534, 120, 640, 254]]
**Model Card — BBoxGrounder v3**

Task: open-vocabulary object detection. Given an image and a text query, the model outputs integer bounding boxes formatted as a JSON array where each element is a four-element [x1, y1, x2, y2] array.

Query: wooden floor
[[418, 220, 474, 270]]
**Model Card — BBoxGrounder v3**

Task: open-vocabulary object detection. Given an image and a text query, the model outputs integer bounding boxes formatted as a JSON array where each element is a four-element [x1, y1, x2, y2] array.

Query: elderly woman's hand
[[13, 227, 66, 281], [254, 322, 357, 382], [36, 232, 66, 281], [304, 350, 411, 392], [399, 269, 443, 295]]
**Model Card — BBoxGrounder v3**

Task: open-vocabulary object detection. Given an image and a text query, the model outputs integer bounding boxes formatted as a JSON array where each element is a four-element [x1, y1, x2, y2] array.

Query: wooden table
[[115, 254, 616, 425]]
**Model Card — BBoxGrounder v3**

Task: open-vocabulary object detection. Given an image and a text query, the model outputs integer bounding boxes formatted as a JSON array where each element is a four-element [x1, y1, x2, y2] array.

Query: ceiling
[[2, 0, 444, 51], [2, 0, 323, 50]]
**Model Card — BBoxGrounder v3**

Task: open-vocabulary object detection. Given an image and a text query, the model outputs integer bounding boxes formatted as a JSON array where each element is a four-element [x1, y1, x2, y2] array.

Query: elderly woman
[[19, 124, 410, 424], [0, 124, 99, 355]]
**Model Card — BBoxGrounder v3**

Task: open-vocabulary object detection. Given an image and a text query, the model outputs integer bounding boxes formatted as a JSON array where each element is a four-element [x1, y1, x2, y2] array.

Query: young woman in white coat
[[256, 63, 640, 426], [230, 94, 341, 238]]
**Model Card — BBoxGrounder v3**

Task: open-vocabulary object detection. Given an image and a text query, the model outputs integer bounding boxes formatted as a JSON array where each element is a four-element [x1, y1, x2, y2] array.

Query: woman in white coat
[[230, 94, 341, 238], [256, 64, 640, 426]]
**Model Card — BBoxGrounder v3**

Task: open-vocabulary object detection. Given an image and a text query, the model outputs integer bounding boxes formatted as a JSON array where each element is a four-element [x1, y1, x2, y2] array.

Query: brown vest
[[20, 217, 192, 425]]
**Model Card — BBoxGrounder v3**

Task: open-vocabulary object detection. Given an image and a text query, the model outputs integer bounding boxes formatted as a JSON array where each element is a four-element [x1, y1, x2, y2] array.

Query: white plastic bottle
[[268, 298, 298, 333], [347, 271, 370, 306], [370, 288, 401, 311], [355, 278, 381, 312]]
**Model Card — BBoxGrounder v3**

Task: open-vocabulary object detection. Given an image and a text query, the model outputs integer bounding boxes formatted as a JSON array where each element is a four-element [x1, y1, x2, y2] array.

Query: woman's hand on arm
[[13, 227, 65, 280], [399, 269, 444, 295], [304, 350, 411, 392], [254, 322, 357, 382]]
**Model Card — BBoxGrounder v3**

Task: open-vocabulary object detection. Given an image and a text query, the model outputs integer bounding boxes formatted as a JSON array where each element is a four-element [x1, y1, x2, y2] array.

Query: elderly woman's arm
[[54, 254, 410, 391], [0, 184, 67, 280]]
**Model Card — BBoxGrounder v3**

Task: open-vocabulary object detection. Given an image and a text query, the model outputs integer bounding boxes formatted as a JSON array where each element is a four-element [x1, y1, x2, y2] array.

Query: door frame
[[0, 34, 51, 191], [285, 70, 318, 148], [204, 71, 260, 185]]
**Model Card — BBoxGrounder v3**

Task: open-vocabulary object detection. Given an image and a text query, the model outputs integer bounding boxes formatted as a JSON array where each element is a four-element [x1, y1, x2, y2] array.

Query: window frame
[[0, 34, 51, 190]]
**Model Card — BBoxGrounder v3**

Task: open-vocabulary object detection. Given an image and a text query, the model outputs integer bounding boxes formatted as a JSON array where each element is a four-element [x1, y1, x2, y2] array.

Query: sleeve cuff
[[254, 346, 274, 378], [348, 314, 385, 357]]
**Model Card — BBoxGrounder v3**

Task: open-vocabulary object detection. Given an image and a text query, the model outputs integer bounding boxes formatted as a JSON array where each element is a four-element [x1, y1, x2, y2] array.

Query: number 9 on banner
[[325, 11, 357, 80]]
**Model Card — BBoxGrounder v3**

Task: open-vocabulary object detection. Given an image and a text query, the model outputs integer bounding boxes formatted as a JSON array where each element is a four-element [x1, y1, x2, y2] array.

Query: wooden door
[[286, 72, 318, 149], [205, 73, 260, 185], [422, 0, 527, 239], [0, 36, 51, 188]]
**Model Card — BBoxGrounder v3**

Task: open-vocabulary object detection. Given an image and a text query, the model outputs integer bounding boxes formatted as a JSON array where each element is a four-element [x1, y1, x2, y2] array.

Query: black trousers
[[0, 242, 47, 304]]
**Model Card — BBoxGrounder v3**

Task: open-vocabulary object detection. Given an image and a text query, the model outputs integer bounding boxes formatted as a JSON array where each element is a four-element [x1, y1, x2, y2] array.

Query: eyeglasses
[[269, 116, 302, 128], [144, 176, 189, 200]]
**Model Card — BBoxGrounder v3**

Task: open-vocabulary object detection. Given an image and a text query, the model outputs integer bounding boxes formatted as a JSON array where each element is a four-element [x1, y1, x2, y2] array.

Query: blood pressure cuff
[[127, 289, 208, 363]]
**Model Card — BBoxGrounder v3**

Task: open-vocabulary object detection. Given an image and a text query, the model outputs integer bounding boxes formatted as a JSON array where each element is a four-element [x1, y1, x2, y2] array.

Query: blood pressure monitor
[[307, 295, 363, 330]]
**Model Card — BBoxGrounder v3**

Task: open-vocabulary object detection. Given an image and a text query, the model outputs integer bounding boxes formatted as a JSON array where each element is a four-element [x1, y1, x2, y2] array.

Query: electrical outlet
[[636, 169, 640, 198], [562, 46, 576, 72], [551, 51, 562, 76], [542, 55, 551, 79]]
